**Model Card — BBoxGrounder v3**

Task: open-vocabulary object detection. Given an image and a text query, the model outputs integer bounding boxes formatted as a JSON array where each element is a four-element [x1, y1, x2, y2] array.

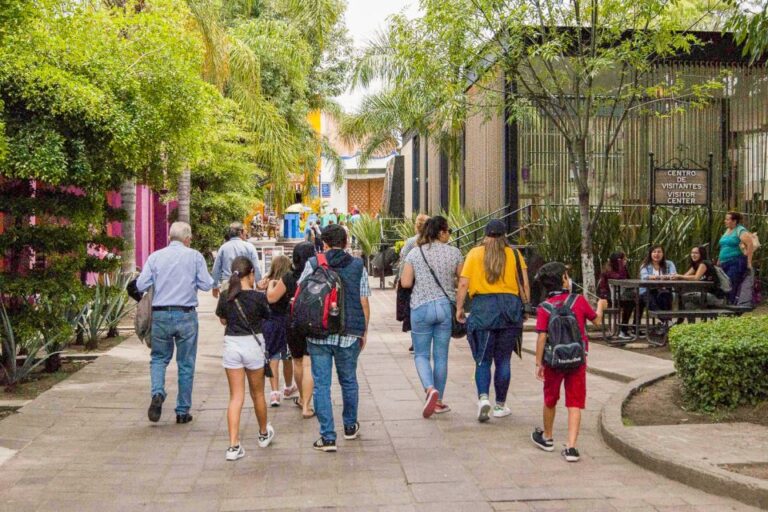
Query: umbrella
[[285, 203, 312, 213]]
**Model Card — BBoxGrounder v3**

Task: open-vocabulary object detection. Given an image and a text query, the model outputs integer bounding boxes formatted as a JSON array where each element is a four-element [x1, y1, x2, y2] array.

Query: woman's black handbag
[[418, 246, 467, 338], [396, 281, 411, 322]]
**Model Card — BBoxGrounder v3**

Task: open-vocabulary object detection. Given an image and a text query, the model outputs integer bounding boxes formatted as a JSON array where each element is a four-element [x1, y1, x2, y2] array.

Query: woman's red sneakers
[[423, 388, 439, 418]]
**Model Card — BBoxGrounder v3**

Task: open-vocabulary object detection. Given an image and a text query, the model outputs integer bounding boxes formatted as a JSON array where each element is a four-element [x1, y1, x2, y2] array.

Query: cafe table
[[607, 279, 714, 345]]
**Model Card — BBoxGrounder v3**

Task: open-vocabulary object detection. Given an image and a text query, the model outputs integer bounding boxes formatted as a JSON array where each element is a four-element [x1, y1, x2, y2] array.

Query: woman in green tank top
[[717, 211, 754, 303]]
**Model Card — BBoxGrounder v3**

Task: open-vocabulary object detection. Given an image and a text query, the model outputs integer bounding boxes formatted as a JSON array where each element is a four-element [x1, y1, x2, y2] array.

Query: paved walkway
[[0, 290, 759, 511]]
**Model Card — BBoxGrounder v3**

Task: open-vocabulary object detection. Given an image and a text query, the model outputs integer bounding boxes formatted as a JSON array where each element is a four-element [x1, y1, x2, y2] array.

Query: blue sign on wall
[[321, 183, 331, 198]]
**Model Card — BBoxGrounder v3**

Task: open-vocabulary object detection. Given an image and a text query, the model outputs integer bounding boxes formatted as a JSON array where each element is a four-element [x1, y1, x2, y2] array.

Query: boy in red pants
[[531, 262, 607, 462]]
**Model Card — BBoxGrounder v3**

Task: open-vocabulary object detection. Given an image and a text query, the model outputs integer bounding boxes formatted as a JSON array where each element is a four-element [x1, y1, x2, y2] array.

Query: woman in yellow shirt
[[456, 219, 530, 422]]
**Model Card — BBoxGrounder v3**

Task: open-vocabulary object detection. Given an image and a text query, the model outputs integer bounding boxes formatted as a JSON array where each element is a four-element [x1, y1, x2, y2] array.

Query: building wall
[[464, 68, 505, 212], [427, 138, 441, 214], [401, 137, 414, 217]]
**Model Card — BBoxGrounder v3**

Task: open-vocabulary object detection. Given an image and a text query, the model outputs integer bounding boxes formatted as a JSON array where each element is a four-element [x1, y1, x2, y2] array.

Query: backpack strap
[[540, 301, 555, 314], [316, 253, 329, 269], [564, 294, 578, 310]]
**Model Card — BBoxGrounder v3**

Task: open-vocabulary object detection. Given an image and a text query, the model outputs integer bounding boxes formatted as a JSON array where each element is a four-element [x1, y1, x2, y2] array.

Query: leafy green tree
[[0, 0, 216, 363], [397, 0, 724, 294], [727, 1, 768, 61]]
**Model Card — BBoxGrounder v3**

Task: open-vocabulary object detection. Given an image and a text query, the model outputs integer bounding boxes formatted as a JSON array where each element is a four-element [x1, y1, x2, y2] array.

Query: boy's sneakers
[[313, 437, 337, 452], [344, 422, 360, 440], [477, 397, 492, 422], [423, 389, 439, 418], [493, 405, 511, 418], [258, 424, 275, 448], [531, 427, 554, 452], [562, 447, 580, 462], [225, 444, 245, 461], [434, 403, 451, 414]]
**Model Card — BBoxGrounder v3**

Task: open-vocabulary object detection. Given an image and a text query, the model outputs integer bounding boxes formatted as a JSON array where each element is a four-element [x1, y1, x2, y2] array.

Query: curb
[[599, 370, 768, 510]]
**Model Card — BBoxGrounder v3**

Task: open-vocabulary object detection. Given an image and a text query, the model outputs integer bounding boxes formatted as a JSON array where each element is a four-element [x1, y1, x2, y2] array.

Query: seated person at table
[[639, 245, 677, 313], [677, 245, 726, 310], [597, 252, 635, 340]]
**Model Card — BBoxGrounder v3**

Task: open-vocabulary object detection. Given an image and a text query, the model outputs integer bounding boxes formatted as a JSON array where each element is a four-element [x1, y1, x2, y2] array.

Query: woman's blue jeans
[[721, 255, 747, 304], [410, 298, 452, 399], [468, 328, 517, 404]]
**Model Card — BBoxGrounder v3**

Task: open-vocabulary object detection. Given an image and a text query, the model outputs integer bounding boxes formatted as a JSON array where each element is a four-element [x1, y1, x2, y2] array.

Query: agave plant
[[79, 280, 133, 350], [350, 214, 382, 261], [1, 302, 63, 390]]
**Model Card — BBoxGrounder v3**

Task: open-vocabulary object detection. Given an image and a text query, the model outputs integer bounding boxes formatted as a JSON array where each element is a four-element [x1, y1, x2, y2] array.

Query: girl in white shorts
[[215, 256, 274, 460]]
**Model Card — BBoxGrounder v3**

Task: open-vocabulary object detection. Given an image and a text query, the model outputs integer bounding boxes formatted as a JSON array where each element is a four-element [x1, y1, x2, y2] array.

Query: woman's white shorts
[[222, 334, 265, 370]]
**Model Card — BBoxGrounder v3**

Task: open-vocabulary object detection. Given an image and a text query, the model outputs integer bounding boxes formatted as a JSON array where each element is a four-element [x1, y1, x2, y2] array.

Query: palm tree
[[342, 17, 471, 216]]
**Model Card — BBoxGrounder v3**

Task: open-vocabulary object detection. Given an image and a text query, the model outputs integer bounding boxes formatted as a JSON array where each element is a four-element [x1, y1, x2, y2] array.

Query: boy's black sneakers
[[344, 422, 360, 440], [531, 427, 554, 452], [562, 447, 580, 462], [313, 437, 337, 452], [148, 394, 164, 422]]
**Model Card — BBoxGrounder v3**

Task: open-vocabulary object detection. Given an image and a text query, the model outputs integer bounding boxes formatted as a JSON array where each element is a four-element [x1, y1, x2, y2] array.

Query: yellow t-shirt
[[460, 246, 527, 296]]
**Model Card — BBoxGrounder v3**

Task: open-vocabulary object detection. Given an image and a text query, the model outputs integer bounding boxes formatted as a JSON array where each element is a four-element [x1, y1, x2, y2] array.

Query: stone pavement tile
[[410, 481, 485, 503], [483, 487, 606, 502], [0, 500, 39, 512], [400, 459, 472, 483], [491, 503, 534, 511], [414, 502, 494, 512]]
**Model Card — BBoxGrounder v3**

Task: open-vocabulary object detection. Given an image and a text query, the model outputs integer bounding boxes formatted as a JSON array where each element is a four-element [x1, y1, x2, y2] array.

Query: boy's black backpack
[[540, 294, 585, 370], [291, 253, 344, 338]]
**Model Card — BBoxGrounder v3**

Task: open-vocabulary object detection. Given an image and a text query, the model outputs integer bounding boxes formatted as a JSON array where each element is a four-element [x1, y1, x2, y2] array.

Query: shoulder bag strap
[[233, 298, 266, 352], [419, 245, 452, 303]]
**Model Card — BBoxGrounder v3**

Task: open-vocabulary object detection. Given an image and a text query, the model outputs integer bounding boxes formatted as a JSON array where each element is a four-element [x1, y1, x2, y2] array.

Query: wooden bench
[[720, 304, 753, 316], [647, 309, 738, 345]]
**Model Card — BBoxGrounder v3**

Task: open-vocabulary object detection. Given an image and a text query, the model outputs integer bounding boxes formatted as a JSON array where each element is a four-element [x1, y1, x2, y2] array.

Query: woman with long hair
[[456, 219, 529, 422], [215, 256, 274, 460], [400, 216, 463, 418], [260, 255, 296, 406], [678, 245, 726, 309], [639, 245, 677, 312], [597, 252, 635, 339], [266, 242, 316, 418]]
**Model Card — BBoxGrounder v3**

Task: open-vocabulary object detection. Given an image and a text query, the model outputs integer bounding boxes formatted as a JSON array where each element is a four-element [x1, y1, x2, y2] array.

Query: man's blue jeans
[[410, 298, 452, 399], [150, 310, 198, 415], [468, 328, 516, 404], [308, 341, 361, 442]]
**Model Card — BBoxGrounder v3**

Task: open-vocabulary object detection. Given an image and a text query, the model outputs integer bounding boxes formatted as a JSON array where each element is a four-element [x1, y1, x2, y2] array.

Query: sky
[[334, 0, 420, 113]]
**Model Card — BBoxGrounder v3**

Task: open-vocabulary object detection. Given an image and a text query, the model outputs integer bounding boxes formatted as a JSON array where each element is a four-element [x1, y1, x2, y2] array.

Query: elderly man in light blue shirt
[[211, 222, 262, 298], [136, 221, 214, 424]]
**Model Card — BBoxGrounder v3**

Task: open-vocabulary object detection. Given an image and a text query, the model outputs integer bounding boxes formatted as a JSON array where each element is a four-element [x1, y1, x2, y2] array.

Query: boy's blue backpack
[[541, 294, 585, 370]]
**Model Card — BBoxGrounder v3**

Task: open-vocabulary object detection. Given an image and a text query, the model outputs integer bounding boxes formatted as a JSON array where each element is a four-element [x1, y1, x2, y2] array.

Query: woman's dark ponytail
[[227, 256, 254, 302]]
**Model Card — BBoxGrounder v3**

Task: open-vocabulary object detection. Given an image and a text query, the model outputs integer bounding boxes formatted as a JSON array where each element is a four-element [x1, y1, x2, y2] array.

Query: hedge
[[669, 315, 768, 411]]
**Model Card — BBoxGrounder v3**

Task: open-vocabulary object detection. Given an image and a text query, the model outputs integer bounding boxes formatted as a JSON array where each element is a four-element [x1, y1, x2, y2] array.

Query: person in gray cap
[[455, 219, 530, 422]]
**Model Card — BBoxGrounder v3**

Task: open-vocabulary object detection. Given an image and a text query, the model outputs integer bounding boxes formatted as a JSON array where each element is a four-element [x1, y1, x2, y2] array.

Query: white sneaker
[[258, 423, 275, 448], [477, 398, 492, 423], [282, 385, 298, 399], [225, 444, 245, 461], [493, 405, 511, 418], [270, 391, 282, 407], [617, 332, 633, 340]]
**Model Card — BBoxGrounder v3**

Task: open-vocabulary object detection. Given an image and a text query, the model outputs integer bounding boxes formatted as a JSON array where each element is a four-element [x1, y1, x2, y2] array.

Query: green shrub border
[[669, 315, 768, 411]]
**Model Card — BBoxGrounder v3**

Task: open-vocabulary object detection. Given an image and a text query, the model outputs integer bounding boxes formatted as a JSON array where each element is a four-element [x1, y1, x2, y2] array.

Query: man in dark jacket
[[297, 224, 370, 452]]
